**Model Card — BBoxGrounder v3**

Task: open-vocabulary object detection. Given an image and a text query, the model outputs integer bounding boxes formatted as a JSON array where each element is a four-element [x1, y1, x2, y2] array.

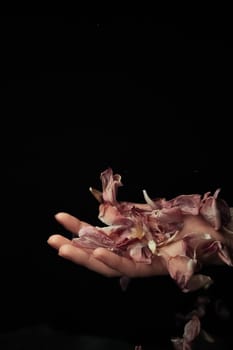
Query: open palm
[[47, 212, 224, 278]]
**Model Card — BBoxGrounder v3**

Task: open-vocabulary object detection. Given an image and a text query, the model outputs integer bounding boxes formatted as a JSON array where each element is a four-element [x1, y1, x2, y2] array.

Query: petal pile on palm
[[48, 168, 233, 293]]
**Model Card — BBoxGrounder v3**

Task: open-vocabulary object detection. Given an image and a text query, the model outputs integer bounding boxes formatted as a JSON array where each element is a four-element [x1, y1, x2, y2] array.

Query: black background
[[1, 16, 233, 348]]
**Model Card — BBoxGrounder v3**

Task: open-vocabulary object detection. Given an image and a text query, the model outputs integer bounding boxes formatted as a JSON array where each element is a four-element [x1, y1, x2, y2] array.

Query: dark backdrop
[[1, 16, 233, 349]]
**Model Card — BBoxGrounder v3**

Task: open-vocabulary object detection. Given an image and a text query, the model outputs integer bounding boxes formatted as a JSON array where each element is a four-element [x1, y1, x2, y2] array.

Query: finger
[[54, 212, 89, 234], [47, 234, 72, 250], [93, 248, 141, 277], [93, 248, 167, 277], [58, 244, 121, 277]]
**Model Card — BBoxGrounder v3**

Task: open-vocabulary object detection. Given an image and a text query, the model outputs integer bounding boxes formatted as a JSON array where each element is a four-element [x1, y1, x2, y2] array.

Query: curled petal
[[98, 203, 132, 226], [184, 274, 213, 293], [89, 187, 103, 203], [171, 194, 201, 215], [200, 191, 221, 230], [100, 168, 123, 204], [167, 255, 197, 291], [171, 337, 191, 350], [128, 243, 152, 263], [72, 227, 115, 250], [183, 315, 201, 343], [152, 207, 183, 224], [142, 189, 157, 209]]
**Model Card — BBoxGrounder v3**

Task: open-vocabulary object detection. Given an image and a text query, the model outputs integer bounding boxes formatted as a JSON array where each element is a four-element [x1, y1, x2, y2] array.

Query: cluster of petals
[[72, 168, 232, 293]]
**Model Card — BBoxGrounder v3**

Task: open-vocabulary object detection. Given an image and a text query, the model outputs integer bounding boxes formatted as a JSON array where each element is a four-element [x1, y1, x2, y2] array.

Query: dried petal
[[72, 168, 232, 293]]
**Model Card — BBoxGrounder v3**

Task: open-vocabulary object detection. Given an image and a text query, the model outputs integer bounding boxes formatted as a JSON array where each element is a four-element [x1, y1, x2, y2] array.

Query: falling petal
[[119, 276, 131, 291], [89, 187, 103, 203]]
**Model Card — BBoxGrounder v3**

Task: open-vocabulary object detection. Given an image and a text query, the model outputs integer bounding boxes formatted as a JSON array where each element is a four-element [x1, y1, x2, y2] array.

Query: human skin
[[47, 212, 226, 278]]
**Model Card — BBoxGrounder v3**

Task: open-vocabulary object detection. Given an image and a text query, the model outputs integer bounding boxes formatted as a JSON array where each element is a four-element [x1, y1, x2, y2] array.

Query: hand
[[47, 213, 167, 277], [47, 212, 225, 278]]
